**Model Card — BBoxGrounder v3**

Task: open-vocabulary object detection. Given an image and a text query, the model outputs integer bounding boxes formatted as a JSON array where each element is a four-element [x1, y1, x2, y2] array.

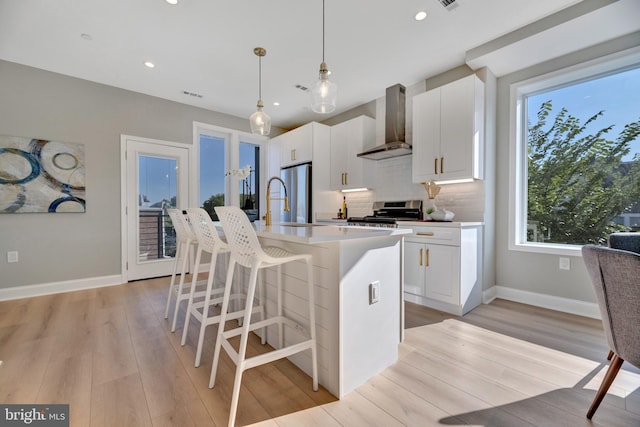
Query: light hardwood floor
[[0, 277, 638, 426]]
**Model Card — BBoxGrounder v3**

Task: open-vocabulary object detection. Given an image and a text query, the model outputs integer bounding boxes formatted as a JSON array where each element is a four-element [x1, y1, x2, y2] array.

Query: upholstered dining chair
[[581, 245, 640, 419], [604, 232, 640, 360], [608, 232, 640, 255]]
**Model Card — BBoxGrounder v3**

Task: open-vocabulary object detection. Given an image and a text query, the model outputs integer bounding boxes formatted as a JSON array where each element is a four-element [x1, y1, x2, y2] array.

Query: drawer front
[[403, 226, 460, 245]]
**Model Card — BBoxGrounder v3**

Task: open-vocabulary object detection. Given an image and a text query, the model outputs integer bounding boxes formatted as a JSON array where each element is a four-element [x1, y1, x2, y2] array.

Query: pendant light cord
[[322, 0, 325, 62], [258, 54, 262, 101]]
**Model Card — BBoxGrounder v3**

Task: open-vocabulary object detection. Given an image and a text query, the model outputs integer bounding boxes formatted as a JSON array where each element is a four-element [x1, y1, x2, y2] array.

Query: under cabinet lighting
[[341, 188, 369, 193], [434, 178, 474, 185]]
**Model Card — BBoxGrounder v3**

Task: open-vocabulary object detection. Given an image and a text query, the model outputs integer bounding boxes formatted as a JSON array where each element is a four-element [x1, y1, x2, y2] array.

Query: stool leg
[[165, 240, 182, 319], [171, 239, 192, 332], [194, 248, 219, 367], [228, 264, 260, 427], [259, 269, 267, 345], [179, 244, 200, 336], [277, 264, 284, 349], [210, 258, 236, 389], [306, 258, 318, 391]]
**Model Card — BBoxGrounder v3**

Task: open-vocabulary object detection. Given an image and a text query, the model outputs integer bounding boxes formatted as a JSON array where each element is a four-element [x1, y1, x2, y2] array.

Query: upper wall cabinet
[[330, 115, 375, 191], [412, 74, 484, 183], [272, 122, 315, 168]]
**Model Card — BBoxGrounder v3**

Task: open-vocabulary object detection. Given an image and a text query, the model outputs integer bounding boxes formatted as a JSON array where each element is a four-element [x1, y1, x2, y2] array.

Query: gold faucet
[[265, 176, 289, 226]]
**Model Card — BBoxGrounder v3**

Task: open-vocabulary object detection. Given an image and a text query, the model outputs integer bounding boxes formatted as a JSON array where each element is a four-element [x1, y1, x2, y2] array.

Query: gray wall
[[494, 33, 640, 303], [0, 60, 282, 289]]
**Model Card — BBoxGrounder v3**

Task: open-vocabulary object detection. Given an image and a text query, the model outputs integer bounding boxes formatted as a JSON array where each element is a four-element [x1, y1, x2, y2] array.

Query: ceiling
[[0, 0, 638, 130]]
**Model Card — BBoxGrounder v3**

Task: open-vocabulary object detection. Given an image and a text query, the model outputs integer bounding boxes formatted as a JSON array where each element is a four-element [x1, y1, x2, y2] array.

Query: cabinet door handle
[[416, 232, 434, 236], [434, 158, 438, 174], [419, 248, 423, 266], [426, 248, 430, 267], [440, 157, 444, 174], [291, 149, 296, 161], [344, 172, 348, 186]]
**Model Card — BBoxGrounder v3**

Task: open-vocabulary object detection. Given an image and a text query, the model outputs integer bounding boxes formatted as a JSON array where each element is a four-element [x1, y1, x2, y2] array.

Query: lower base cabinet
[[401, 223, 483, 315]]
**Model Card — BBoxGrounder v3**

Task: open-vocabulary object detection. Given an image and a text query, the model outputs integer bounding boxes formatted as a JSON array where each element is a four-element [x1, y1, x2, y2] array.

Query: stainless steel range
[[347, 200, 423, 228]]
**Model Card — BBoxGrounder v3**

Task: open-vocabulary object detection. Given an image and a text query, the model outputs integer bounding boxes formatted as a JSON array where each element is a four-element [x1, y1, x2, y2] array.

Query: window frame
[[508, 47, 640, 256], [192, 121, 268, 215]]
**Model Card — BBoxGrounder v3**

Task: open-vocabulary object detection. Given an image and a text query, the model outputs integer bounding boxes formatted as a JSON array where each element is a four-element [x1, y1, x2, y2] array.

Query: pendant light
[[310, 0, 337, 114], [249, 47, 271, 135]]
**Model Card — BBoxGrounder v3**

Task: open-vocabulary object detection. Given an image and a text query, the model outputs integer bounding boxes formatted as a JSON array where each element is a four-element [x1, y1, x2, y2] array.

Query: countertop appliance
[[347, 200, 422, 228], [280, 162, 312, 224], [357, 84, 412, 160]]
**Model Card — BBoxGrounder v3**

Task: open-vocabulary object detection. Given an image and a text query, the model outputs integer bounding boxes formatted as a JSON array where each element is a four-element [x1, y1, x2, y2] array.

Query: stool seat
[[212, 206, 318, 427]]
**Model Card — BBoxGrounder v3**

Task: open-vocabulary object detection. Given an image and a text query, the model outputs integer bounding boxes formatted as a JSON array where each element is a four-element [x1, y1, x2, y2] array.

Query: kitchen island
[[248, 223, 409, 398]]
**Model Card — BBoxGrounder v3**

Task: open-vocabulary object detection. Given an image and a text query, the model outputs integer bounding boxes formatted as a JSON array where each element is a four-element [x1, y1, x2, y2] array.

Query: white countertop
[[254, 222, 410, 244], [397, 221, 484, 227]]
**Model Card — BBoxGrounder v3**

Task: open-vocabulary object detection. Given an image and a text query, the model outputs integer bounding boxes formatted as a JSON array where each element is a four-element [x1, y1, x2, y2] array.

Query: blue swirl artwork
[[0, 135, 86, 213]]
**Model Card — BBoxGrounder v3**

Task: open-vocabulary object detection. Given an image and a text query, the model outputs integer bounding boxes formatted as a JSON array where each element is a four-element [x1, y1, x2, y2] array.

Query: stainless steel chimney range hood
[[357, 84, 411, 160]]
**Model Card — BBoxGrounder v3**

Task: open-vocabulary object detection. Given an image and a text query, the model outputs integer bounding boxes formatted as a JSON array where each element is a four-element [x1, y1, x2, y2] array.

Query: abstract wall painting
[[0, 135, 86, 213]]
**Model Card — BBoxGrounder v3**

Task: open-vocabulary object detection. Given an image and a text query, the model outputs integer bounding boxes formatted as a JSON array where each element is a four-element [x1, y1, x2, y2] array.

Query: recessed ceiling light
[[273, 102, 280, 106], [415, 11, 427, 21], [80, 33, 92, 41], [165, 0, 178, 4], [144, 61, 155, 68]]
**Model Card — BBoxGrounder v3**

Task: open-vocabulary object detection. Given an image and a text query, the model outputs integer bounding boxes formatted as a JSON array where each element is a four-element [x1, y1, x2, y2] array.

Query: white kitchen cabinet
[[400, 223, 482, 315], [272, 122, 315, 168], [330, 115, 375, 190], [412, 74, 484, 183]]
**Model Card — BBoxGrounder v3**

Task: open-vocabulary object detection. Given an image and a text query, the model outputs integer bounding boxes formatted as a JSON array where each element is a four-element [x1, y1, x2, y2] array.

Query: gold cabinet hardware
[[291, 149, 297, 161], [426, 248, 430, 267], [341, 172, 348, 186], [440, 157, 444, 174], [416, 232, 434, 236], [434, 158, 438, 174], [419, 248, 423, 266]]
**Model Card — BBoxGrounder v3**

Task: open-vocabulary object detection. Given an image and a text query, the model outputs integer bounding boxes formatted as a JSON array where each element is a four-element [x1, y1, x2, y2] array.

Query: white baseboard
[[482, 285, 601, 319], [0, 274, 124, 301]]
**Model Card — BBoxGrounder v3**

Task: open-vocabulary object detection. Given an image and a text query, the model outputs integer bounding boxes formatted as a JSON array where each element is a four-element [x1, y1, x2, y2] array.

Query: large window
[[510, 51, 640, 254], [195, 123, 266, 221]]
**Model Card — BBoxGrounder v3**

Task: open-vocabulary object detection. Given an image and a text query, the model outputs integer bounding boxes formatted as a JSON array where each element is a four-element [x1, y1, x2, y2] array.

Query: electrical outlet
[[369, 281, 380, 304], [559, 257, 570, 270], [7, 251, 18, 263]]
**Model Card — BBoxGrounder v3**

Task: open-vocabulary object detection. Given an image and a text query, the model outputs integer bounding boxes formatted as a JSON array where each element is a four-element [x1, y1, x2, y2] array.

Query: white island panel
[[254, 224, 407, 398]]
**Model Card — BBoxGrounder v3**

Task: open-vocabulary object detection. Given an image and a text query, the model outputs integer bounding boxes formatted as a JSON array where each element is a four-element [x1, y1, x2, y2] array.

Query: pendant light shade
[[250, 47, 271, 136], [310, 0, 336, 114]]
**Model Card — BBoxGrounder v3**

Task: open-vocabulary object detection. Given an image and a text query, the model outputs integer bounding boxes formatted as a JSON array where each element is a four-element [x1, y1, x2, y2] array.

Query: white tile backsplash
[[363, 139, 485, 222]]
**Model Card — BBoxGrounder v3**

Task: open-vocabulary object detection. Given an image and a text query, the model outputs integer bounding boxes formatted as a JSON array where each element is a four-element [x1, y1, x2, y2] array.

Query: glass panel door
[[123, 136, 190, 281]]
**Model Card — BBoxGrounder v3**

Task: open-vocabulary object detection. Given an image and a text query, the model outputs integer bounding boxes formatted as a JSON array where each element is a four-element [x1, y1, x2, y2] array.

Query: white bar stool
[[181, 208, 253, 367], [165, 209, 200, 332], [211, 206, 318, 427]]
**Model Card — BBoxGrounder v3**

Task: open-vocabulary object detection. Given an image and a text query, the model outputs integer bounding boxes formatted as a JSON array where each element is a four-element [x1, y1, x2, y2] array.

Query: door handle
[[440, 157, 444, 174], [344, 172, 348, 186], [426, 248, 430, 267], [291, 149, 296, 161], [419, 248, 423, 266], [416, 232, 434, 236], [434, 158, 438, 175]]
